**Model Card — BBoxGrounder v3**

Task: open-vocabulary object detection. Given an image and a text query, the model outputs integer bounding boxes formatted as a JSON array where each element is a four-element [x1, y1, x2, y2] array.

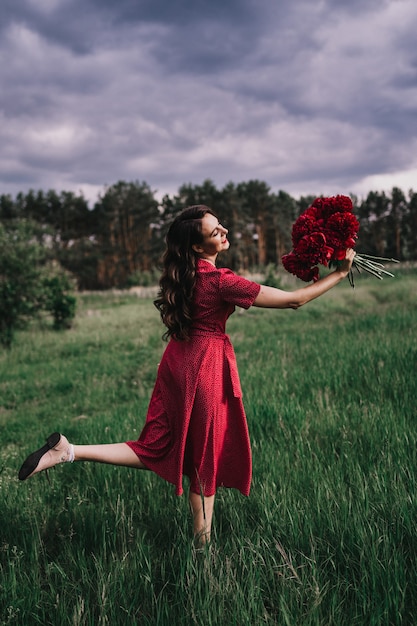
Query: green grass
[[1, 271, 417, 625]]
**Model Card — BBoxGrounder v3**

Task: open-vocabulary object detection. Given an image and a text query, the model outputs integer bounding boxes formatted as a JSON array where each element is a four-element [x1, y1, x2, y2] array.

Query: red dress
[[126, 259, 261, 496]]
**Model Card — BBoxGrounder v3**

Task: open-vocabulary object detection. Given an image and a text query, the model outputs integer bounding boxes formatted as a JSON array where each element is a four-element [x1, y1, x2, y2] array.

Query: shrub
[[0, 220, 77, 347], [42, 269, 77, 330], [263, 264, 282, 289]]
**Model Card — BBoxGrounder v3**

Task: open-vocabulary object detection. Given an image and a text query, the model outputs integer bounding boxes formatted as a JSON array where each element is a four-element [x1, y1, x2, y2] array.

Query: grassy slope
[[1, 270, 416, 625]]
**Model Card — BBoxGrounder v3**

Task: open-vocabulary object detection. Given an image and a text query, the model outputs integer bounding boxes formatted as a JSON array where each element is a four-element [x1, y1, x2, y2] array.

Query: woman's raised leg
[[73, 443, 146, 468], [18, 435, 146, 480]]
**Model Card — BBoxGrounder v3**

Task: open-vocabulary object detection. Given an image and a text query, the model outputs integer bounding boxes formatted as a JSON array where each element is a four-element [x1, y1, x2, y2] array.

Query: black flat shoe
[[18, 432, 61, 481]]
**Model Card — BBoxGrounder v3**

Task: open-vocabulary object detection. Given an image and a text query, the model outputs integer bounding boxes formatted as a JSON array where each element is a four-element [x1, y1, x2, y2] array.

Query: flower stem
[[353, 254, 397, 279], [358, 253, 400, 264]]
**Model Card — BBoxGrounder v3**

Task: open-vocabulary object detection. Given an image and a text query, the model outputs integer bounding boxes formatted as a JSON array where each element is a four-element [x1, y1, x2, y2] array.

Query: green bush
[[42, 271, 77, 330], [0, 220, 77, 347], [0, 220, 46, 348], [263, 263, 282, 289], [125, 268, 159, 287]]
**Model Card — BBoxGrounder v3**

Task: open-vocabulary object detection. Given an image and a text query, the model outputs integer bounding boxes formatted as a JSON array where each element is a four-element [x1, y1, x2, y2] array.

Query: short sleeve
[[219, 268, 261, 309]]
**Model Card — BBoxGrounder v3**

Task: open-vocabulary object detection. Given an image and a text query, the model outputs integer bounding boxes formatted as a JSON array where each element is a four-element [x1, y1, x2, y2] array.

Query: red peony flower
[[294, 232, 333, 267], [324, 211, 359, 250], [311, 195, 353, 219], [298, 266, 320, 282], [281, 251, 302, 275], [291, 213, 317, 247], [282, 252, 320, 282]]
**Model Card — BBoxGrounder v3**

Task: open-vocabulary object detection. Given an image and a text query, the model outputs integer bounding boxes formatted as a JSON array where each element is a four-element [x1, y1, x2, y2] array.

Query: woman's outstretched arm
[[253, 249, 355, 310]]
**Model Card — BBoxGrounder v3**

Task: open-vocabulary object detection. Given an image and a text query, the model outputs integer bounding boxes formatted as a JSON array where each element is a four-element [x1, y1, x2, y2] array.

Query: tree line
[[1, 179, 416, 290]]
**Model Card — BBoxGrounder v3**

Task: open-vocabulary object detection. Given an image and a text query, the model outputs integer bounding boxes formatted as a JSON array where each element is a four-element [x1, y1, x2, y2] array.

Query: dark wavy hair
[[154, 205, 217, 341]]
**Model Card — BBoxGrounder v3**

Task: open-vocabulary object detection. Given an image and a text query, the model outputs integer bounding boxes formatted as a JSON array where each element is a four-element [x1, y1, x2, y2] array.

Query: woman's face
[[194, 212, 230, 258]]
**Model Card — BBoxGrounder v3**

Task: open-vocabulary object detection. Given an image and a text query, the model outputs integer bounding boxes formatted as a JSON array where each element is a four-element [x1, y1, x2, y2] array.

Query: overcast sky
[[1, 0, 417, 205]]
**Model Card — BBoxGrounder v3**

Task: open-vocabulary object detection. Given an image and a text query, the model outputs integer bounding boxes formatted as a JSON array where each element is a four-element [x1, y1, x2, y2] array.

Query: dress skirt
[[126, 332, 252, 497]]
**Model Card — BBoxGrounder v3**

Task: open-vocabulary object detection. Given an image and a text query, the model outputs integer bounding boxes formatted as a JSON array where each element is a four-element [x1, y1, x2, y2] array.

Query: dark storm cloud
[[1, 0, 416, 201]]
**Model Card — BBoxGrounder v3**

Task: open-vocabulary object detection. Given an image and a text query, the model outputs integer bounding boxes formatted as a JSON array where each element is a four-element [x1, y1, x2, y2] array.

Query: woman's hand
[[336, 248, 356, 277]]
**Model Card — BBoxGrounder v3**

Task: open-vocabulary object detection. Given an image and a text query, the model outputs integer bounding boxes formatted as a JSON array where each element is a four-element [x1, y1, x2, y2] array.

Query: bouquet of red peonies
[[282, 195, 398, 287]]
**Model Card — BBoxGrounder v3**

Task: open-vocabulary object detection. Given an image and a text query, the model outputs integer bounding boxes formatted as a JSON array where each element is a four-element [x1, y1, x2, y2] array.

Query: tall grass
[[1, 272, 416, 625]]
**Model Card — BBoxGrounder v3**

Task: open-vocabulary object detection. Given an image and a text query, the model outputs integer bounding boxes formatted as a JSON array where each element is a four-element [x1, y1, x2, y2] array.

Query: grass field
[[1, 268, 417, 625]]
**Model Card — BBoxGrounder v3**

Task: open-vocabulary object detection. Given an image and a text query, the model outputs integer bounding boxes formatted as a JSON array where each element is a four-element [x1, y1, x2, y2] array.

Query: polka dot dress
[[126, 259, 261, 496]]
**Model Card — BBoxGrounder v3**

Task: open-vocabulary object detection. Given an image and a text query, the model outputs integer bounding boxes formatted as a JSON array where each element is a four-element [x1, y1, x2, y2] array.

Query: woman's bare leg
[[73, 443, 146, 469], [19, 436, 145, 480], [189, 491, 215, 544]]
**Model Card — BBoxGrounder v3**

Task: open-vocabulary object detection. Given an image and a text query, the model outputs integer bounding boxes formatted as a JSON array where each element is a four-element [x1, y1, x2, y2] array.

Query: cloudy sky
[[1, 0, 417, 204]]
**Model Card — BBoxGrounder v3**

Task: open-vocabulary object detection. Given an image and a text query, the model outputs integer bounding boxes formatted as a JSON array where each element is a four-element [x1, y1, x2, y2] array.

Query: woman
[[18, 205, 355, 544]]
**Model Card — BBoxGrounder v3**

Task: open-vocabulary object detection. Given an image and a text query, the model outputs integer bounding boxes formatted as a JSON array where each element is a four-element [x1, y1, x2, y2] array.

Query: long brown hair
[[154, 205, 217, 340]]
